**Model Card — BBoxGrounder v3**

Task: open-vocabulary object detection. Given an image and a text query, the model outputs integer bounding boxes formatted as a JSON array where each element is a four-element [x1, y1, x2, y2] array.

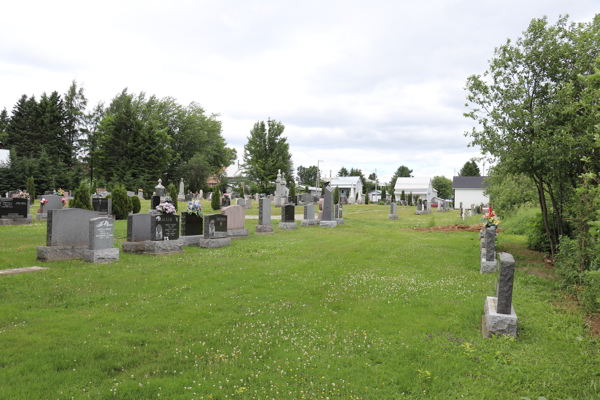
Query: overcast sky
[[0, 1, 596, 184]]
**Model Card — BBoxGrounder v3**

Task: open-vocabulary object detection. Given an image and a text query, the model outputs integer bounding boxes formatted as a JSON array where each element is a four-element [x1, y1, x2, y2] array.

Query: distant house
[[452, 176, 488, 209], [368, 190, 381, 202], [394, 177, 437, 203], [328, 176, 363, 203]]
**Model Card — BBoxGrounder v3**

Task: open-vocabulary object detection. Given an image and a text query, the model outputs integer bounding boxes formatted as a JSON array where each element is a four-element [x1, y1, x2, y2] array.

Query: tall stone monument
[[178, 178, 185, 201]]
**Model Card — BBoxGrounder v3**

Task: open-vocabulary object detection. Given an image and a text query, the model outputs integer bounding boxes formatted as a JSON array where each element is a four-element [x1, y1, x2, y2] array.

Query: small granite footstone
[[122, 241, 146, 253], [84, 248, 120, 263], [255, 224, 274, 234], [279, 222, 297, 230], [0, 266, 49, 276], [228, 228, 249, 238], [144, 239, 184, 255], [319, 220, 337, 228], [194, 237, 232, 248]]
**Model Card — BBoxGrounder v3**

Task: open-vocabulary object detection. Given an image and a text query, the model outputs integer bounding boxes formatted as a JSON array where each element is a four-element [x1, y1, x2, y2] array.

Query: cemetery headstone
[[483, 252, 518, 338], [38, 195, 63, 220], [150, 214, 180, 241], [124, 213, 151, 253], [36, 209, 100, 260], [256, 198, 273, 234], [237, 198, 246, 207], [388, 202, 398, 220], [221, 205, 248, 238], [320, 186, 337, 227], [151, 195, 161, 212], [0, 197, 31, 225], [301, 203, 317, 226], [181, 212, 203, 237], [92, 197, 112, 215], [84, 217, 119, 263], [280, 204, 296, 230]]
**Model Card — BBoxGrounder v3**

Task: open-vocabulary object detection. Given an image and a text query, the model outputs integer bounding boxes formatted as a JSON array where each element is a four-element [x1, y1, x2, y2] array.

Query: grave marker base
[[480, 259, 497, 273], [319, 221, 337, 228], [228, 228, 249, 238], [192, 238, 232, 248], [255, 224, 274, 234], [36, 245, 87, 261], [144, 239, 184, 255], [300, 219, 318, 226], [388, 214, 398, 220], [84, 248, 120, 263], [335, 218, 344, 225], [483, 296, 517, 338], [0, 215, 32, 225], [279, 222, 296, 230], [122, 241, 146, 254]]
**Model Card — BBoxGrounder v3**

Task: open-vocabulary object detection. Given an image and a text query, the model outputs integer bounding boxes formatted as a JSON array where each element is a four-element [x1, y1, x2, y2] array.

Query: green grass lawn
[[0, 203, 597, 399]]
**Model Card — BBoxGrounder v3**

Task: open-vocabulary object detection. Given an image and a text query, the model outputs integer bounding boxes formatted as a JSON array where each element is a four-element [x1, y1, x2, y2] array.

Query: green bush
[[211, 186, 221, 211], [582, 271, 600, 314], [105, 194, 112, 200], [333, 187, 340, 205], [72, 181, 92, 210], [27, 176, 35, 204], [378, 201, 384, 205], [475, 205, 481, 214], [131, 196, 141, 214], [526, 210, 553, 253], [112, 184, 131, 220], [68, 198, 74, 208], [365, 195, 369, 205], [500, 206, 538, 235], [168, 183, 178, 211], [289, 182, 296, 204], [555, 236, 583, 286]]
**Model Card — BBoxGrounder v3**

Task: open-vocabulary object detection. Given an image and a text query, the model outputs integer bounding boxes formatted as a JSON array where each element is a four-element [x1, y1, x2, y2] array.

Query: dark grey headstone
[[496, 253, 516, 314], [259, 198, 271, 225], [0, 198, 28, 218], [281, 204, 295, 222], [322, 186, 334, 221], [89, 217, 114, 250], [92, 198, 112, 214], [485, 226, 496, 261], [151, 195, 161, 211], [47, 209, 100, 247], [204, 214, 228, 239], [127, 213, 153, 242], [150, 214, 180, 241], [181, 212, 203, 236], [42, 195, 63, 212]]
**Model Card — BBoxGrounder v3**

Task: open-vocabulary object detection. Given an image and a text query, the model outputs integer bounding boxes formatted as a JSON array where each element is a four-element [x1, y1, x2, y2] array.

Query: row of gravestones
[[479, 225, 518, 338]]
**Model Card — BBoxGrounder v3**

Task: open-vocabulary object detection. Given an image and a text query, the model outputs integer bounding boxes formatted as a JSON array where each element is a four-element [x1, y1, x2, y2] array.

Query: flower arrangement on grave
[[17, 191, 29, 198], [40, 198, 48, 205], [138, 189, 144, 192], [484, 206, 500, 228], [61, 197, 68, 206], [57, 188, 65, 196], [185, 200, 204, 217], [156, 202, 176, 214]]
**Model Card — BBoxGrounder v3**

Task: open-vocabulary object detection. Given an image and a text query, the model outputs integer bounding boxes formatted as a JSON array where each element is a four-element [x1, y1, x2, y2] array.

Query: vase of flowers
[[156, 202, 176, 214], [484, 206, 500, 228]]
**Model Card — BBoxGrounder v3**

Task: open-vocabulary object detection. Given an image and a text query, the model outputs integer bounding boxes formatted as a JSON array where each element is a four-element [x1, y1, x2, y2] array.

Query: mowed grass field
[[0, 202, 597, 399]]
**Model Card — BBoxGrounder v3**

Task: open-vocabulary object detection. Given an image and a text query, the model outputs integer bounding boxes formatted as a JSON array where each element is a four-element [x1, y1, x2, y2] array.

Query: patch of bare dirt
[[411, 223, 486, 233], [585, 315, 600, 336]]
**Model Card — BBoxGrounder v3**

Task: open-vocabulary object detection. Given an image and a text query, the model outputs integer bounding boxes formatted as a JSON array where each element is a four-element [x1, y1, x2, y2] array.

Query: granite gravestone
[[221, 205, 248, 238], [388, 202, 398, 220], [319, 186, 337, 227], [92, 197, 112, 215], [181, 212, 203, 237], [0, 198, 28, 218], [127, 213, 152, 242], [151, 195, 161, 211], [485, 226, 496, 262], [256, 198, 273, 234], [150, 214, 180, 241], [204, 214, 228, 239], [282, 204, 295, 222], [483, 252, 518, 338], [36, 208, 100, 260], [237, 198, 246, 207], [84, 217, 119, 263], [0, 197, 31, 225], [39, 195, 63, 218], [280, 204, 296, 230]]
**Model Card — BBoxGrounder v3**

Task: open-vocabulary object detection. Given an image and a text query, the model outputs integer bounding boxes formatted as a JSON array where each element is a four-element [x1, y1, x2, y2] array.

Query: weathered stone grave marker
[[84, 217, 119, 263]]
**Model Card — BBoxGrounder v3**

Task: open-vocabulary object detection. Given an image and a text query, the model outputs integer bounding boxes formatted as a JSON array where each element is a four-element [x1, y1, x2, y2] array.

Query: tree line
[[0, 82, 236, 197]]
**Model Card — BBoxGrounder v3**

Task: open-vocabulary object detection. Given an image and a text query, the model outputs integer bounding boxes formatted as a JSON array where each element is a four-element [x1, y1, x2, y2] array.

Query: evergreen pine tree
[[289, 182, 296, 204], [168, 183, 178, 211], [111, 184, 129, 220], [27, 176, 35, 204], [381, 187, 386, 200], [408, 192, 413, 206], [391, 192, 396, 202], [333, 186, 340, 205], [401, 190, 405, 201]]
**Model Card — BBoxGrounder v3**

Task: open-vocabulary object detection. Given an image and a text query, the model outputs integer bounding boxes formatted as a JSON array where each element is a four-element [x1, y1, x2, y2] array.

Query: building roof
[[452, 176, 487, 189], [394, 177, 432, 191], [329, 176, 362, 186], [368, 190, 381, 195]]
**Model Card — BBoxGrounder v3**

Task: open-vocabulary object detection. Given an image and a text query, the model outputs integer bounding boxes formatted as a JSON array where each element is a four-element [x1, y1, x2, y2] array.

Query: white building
[[394, 177, 437, 203], [328, 176, 363, 203], [452, 176, 488, 209], [368, 190, 382, 202], [0, 148, 9, 166]]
